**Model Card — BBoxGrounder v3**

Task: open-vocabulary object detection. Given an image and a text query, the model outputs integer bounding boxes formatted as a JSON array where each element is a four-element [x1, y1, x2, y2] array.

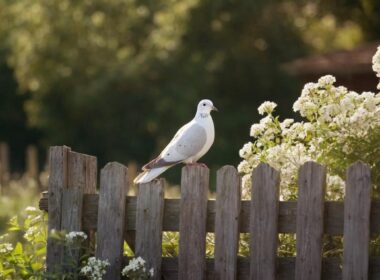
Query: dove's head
[[197, 99, 218, 115]]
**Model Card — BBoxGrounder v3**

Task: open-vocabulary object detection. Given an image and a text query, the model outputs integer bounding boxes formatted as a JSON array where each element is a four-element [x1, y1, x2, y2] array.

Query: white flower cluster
[[239, 45, 380, 200], [258, 101, 277, 115], [25, 206, 38, 213], [80, 257, 109, 280], [0, 243, 13, 254], [65, 231, 87, 243], [373, 46, 380, 90], [122, 256, 154, 279]]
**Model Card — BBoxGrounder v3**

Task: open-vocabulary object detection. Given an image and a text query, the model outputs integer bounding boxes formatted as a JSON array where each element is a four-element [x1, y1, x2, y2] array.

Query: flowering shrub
[[122, 256, 154, 280], [239, 46, 380, 200]]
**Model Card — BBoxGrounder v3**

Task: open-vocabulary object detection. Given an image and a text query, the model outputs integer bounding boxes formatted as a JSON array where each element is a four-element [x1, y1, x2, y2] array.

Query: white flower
[[258, 101, 277, 115], [239, 142, 253, 158], [372, 46, 380, 89], [0, 243, 13, 253], [65, 231, 87, 243], [80, 257, 109, 280], [25, 206, 38, 213], [250, 123, 265, 137], [318, 75, 336, 86], [149, 268, 154, 276]]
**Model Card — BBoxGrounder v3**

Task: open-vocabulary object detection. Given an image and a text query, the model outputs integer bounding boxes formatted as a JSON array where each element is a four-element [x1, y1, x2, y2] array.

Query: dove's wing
[[143, 121, 207, 170]]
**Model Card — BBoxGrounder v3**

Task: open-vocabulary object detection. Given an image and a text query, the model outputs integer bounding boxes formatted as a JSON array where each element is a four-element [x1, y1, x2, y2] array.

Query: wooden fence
[[39, 146, 380, 279]]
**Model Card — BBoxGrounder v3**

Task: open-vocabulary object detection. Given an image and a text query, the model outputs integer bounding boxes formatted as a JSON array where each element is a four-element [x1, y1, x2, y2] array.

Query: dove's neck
[[195, 111, 211, 121]]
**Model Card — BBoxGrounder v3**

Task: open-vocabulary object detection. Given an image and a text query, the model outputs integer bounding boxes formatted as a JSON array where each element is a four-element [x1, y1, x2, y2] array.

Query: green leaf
[[14, 242, 23, 255]]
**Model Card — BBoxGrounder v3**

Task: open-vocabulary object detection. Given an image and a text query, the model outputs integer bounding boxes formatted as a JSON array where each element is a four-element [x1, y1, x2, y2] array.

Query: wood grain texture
[[178, 165, 209, 280], [295, 162, 326, 280], [250, 163, 280, 280], [135, 180, 165, 279], [85, 155, 97, 194], [96, 162, 128, 280], [214, 166, 241, 280], [61, 151, 87, 232], [342, 161, 371, 280], [46, 146, 70, 274], [61, 151, 88, 274]]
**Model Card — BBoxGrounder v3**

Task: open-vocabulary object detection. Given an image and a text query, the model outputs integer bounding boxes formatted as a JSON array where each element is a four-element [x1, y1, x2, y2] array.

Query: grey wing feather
[[175, 123, 207, 157]]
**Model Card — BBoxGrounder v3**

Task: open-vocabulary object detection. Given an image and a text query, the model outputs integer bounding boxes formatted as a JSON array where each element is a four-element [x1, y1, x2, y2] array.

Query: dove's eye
[[203, 103, 206, 106]]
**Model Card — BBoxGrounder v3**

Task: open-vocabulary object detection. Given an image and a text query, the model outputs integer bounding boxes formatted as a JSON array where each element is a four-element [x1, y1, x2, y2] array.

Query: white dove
[[134, 99, 217, 184]]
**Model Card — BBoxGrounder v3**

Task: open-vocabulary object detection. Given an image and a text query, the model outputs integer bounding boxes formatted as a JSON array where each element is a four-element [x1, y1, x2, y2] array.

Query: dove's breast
[[182, 116, 214, 163]]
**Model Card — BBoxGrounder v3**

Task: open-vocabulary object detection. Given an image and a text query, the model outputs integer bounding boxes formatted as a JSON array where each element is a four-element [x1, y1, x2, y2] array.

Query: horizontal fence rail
[[39, 146, 380, 280], [39, 195, 380, 235]]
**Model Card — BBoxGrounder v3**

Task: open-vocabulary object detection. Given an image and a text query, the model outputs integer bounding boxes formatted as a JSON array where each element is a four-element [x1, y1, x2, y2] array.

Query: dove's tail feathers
[[133, 166, 170, 184]]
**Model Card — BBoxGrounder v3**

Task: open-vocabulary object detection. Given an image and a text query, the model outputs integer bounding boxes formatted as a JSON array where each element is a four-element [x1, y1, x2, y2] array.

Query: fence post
[[295, 162, 326, 280], [61, 151, 91, 273], [96, 162, 128, 280], [342, 161, 371, 280], [0, 142, 10, 187], [214, 166, 241, 280], [135, 179, 165, 279], [26, 145, 39, 182], [250, 163, 280, 280], [178, 165, 209, 280], [46, 146, 70, 275]]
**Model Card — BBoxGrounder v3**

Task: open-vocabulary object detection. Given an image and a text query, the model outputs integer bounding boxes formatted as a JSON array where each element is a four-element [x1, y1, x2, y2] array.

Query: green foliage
[[0, 179, 41, 236], [1, 0, 380, 176], [0, 207, 47, 279]]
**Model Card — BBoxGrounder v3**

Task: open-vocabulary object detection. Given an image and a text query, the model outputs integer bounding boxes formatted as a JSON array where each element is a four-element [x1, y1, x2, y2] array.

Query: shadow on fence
[[39, 145, 379, 280]]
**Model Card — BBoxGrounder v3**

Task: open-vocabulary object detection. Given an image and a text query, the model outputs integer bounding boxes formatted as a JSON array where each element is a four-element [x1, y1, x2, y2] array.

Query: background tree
[[0, 0, 379, 181]]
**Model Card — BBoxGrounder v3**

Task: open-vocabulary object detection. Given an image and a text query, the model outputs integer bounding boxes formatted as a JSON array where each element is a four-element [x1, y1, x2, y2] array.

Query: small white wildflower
[[372, 46, 380, 89], [80, 257, 109, 280], [280, 118, 294, 130], [25, 206, 38, 212], [0, 243, 13, 253], [258, 101, 277, 115], [318, 75, 336, 86], [239, 142, 253, 158], [250, 123, 265, 137], [149, 268, 154, 276], [66, 231, 87, 243]]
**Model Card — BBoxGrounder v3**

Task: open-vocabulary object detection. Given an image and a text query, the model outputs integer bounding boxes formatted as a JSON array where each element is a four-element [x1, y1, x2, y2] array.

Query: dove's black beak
[[212, 106, 218, 112]]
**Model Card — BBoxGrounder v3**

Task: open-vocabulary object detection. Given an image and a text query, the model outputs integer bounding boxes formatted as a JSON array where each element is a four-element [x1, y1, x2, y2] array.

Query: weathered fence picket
[[178, 166, 209, 280], [96, 162, 128, 280], [135, 180, 165, 279], [295, 162, 326, 280], [214, 166, 241, 280], [40, 146, 380, 279], [46, 146, 70, 275], [250, 163, 280, 280], [342, 161, 371, 280]]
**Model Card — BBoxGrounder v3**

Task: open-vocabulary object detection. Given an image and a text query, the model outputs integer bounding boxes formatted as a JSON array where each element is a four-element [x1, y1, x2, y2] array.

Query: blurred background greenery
[[0, 0, 379, 183]]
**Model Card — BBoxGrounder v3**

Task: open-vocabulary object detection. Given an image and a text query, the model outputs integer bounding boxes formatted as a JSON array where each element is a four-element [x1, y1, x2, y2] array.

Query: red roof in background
[[284, 41, 380, 76]]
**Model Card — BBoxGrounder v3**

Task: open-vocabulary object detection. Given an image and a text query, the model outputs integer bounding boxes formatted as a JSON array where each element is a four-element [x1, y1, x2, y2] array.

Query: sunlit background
[[0, 0, 379, 184]]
